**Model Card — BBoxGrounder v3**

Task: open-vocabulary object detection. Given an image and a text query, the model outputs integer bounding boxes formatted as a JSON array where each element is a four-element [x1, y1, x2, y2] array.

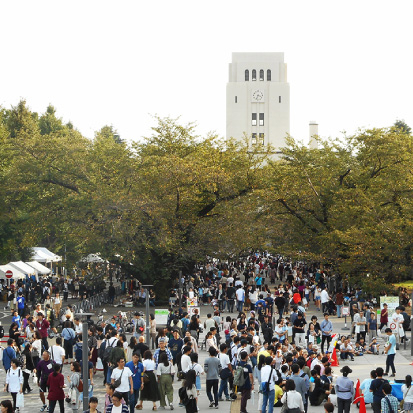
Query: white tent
[[0, 264, 26, 280], [80, 253, 105, 263], [9, 261, 38, 276], [31, 247, 62, 263], [25, 261, 51, 275]]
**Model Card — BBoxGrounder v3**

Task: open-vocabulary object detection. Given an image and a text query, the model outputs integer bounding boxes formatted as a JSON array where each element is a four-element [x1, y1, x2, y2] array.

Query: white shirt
[[218, 352, 231, 369], [75, 323, 83, 335], [111, 404, 123, 413], [50, 345, 66, 364], [320, 290, 330, 304], [111, 367, 133, 393], [260, 365, 278, 391], [142, 359, 156, 371], [181, 354, 192, 372], [236, 288, 245, 301], [6, 367, 23, 393]]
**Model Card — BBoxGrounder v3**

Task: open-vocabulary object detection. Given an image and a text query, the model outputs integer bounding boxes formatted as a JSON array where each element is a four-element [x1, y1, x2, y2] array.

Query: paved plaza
[[1, 298, 412, 413]]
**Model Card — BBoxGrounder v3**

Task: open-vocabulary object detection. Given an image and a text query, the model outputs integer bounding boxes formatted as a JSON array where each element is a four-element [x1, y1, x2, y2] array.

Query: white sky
[[1, 1, 413, 144]]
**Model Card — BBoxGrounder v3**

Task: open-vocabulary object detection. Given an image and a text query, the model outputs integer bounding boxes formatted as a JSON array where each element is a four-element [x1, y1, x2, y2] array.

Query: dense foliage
[[1, 101, 412, 295]]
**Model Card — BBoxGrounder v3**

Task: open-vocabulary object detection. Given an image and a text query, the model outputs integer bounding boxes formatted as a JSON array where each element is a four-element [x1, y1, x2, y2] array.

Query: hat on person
[[159, 338, 166, 343], [340, 366, 352, 374], [308, 350, 315, 356]]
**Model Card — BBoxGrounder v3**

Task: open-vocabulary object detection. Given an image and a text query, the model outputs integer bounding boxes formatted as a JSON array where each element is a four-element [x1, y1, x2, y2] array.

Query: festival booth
[[30, 247, 62, 275], [25, 261, 51, 276], [9, 261, 39, 281], [0, 264, 26, 284]]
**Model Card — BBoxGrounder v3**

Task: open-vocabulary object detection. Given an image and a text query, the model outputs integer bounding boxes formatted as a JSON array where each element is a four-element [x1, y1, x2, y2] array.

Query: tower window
[[259, 113, 264, 126], [251, 133, 257, 145], [259, 69, 264, 81], [252, 69, 256, 81], [235, 96, 237, 103], [267, 69, 271, 81], [279, 96, 281, 103], [252, 113, 257, 126], [259, 133, 264, 145], [245, 69, 249, 81]]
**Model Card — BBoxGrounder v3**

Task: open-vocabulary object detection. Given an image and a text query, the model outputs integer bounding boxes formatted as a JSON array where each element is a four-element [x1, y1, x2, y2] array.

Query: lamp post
[[142, 285, 153, 345]]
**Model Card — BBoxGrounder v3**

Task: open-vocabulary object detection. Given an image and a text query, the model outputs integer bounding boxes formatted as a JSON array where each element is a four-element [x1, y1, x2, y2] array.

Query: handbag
[[113, 369, 124, 388], [220, 367, 232, 380], [16, 392, 24, 408], [142, 372, 150, 383]]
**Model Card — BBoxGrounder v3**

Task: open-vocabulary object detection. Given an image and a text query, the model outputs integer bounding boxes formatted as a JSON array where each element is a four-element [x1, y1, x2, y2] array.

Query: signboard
[[342, 307, 350, 316], [380, 296, 399, 318], [187, 297, 198, 307], [188, 307, 200, 317], [154, 309, 169, 325], [5, 270, 13, 279]]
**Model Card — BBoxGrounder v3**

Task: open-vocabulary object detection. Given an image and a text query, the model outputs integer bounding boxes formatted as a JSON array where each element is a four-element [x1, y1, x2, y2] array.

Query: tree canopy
[[1, 100, 412, 296]]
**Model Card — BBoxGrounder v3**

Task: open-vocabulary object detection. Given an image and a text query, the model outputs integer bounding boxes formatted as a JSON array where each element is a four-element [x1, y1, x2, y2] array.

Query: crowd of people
[[0, 252, 411, 413]]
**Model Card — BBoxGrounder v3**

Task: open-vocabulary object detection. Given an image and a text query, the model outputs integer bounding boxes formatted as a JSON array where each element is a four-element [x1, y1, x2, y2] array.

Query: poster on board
[[187, 297, 198, 307], [155, 309, 169, 325], [380, 296, 399, 318]]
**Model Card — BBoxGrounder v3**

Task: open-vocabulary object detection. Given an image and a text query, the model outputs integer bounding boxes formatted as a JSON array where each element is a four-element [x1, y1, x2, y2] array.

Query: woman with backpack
[[4, 358, 23, 411], [180, 369, 197, 413]]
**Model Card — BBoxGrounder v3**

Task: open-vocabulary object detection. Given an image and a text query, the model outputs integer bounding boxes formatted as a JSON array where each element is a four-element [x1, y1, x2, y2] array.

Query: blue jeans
[[129, 389, 140, 413], [262, 389, 275, 413], [336, 305, 343, 317], [237, 300, 244, 312], [218, 378, 229, 398]]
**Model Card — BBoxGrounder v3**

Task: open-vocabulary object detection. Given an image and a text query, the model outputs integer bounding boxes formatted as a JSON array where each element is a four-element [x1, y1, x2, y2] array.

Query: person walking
[[260, 356, 278, 413], [4, 358, 23, 411], [136, 350, 160, 411], [35, 350, 55, 412], [218, 343, 233, 402], [383, 328, 397, 377], [335, 366, 354, 413], [111, 357, 133, 405], [236, 286, 245, 313], [156, 352, 175, 410], [67, 362, 82, 412], [126, 352, 144, 413], [238, 351, 254, 413], [204, 347, 221, 408], [47, 364, 65, 413]]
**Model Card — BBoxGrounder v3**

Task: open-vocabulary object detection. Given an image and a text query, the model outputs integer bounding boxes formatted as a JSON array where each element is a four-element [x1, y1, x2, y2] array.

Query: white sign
[[380, 296, 399, 318], [154, 309, 169, 325], [342, 307, 350, 316]]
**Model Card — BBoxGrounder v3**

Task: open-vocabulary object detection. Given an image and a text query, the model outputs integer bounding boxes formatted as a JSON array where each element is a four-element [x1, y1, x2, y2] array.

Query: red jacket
[[35, 319, 50, 338], [47, 372, 65, 400]]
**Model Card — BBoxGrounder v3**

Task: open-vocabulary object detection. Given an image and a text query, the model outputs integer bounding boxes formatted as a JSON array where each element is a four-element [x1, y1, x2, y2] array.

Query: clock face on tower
[[252, 90, 264, 102]]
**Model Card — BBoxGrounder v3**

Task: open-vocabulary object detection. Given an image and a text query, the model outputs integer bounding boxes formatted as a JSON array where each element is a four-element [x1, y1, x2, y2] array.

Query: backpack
[[98, 340, 107, 360], [233, 365, 247, 387], [178, 386, 190, 405], [103, 339, 116, 363]]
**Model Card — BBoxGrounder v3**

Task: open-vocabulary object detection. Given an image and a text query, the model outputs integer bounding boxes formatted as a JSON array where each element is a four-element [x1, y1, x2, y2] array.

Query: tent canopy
[[26, 261, 51, 275], [80, 253, 105, 263], [9, 261, 38, 276], [31, 247, 62, 263], [0, 264, 26, 280]]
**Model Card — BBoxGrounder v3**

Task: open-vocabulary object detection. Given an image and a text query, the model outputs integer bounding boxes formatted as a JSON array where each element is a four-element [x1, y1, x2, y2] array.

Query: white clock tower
[[226, 52, 290, 151]]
